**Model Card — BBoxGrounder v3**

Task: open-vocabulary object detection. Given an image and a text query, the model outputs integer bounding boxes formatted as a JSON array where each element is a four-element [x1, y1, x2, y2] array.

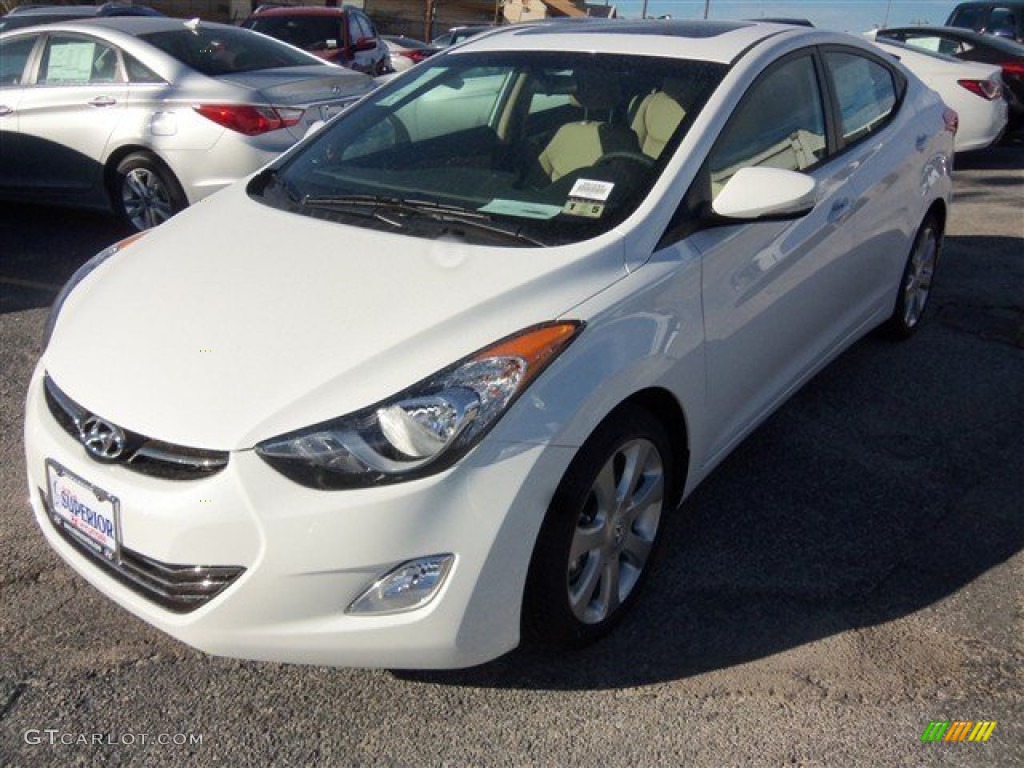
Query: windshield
[[252, 51, 725, 246], [140, 27, 318, 76]]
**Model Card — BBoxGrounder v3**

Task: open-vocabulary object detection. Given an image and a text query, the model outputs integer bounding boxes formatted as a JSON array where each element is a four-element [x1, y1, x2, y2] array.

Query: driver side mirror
[[711, 166, 817, 221]]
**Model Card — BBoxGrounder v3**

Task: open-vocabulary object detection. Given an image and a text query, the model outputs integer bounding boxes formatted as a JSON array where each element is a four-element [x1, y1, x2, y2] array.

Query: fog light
[[347, 554, 454, 615]]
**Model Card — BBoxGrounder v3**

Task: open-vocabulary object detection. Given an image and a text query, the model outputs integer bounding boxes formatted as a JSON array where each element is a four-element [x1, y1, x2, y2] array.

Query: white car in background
[[870, 36, 1007, 151], [382, 35, 436, 72], [26, 20, 954, 669]]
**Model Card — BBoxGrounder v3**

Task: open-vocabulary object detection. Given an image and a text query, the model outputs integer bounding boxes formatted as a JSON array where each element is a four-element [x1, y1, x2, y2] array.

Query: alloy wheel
[[567, 437, 665, 625], [121, 168, 175, 230], [901, 224, 938, 329]]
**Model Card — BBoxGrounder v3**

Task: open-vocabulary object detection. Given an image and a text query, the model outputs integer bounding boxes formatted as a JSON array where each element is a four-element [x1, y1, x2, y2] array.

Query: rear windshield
[[139, 27, 316, 75], [245, 17, 344, 51]]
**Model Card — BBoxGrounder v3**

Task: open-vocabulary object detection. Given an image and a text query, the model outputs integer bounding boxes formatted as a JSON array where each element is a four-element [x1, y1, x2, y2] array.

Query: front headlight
[[255, 322, 583, 489], [43, 232, 147, 349]]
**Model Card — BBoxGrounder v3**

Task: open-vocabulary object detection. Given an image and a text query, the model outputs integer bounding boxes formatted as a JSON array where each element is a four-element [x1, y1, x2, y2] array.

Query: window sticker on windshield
[[563, 199, 605, 219], [569, 178, 615, 202], [479, 199, 562, 220]]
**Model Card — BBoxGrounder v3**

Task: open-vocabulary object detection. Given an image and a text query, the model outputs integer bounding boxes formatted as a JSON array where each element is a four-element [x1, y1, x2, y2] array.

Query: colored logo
[[921, 721, 997, 742]]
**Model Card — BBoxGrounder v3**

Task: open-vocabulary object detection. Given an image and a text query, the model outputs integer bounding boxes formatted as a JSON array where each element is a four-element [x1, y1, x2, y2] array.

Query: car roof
[[248, 5, 352, 17], [6, 2, 162, 16], [950, 0, 1024, 6], [6, 5, 100, 16], [451, 19, 817, 65], [873, 38, 1001, 72], [37, 16, 237, 34], [880, 25, 1024, 53], [882, 24, 995, 39], [0, 16, 244, 42]]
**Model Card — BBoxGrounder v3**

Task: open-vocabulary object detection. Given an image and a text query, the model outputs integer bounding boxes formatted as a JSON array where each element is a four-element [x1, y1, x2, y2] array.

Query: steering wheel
[[595, 151, 656, 169]]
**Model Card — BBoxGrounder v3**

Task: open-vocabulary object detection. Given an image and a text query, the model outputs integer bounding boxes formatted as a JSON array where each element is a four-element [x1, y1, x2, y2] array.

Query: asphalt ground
[[1, 144, 1021, 767]]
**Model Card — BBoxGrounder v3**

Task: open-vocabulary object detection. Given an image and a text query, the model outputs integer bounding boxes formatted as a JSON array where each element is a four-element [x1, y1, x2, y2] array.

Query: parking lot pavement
[[1, 146, 1021, 766]]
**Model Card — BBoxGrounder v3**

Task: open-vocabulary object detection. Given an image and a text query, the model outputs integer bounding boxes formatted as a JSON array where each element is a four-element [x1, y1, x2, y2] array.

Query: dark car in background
[[946, 2, 1024, 42], [876, 25, 1024, 132], [241, 5, 390, 75]]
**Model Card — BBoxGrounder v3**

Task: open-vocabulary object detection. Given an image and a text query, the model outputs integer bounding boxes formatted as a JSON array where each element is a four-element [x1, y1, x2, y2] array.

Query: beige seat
[[535, 71, 638, 183], [626, 80, 692, 159], [631, 90, 687, 160]]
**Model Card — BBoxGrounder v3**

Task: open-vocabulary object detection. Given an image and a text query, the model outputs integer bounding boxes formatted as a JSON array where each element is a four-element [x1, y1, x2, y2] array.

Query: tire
[[112, 152, 187, 231], [523, 405, 674, 649], [885, 213, 942, 339]]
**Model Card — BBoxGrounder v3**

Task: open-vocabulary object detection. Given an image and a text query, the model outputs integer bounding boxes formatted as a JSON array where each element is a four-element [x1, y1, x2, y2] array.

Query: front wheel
[[523, 405, 673, 649], [885, 213, 942, 338], [113, 152, 187, 231]]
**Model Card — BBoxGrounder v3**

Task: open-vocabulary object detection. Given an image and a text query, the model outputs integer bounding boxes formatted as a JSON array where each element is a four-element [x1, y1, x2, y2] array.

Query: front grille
[[40, 488, 245, 614], [44, 374, 229, 480]]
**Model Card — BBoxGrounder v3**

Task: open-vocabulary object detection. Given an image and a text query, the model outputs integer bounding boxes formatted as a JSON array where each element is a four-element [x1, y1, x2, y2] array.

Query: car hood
[[43, 184, 626, 450]]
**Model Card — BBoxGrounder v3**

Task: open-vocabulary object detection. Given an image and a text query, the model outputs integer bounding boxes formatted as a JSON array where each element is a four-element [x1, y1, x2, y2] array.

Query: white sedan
[[26, 20, 954, 669], [869, 36, 1008, 151]]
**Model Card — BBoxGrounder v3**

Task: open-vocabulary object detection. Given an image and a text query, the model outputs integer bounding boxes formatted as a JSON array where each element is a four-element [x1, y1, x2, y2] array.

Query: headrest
[[645, 92, 686, 142], [572, 70, 622, 112]]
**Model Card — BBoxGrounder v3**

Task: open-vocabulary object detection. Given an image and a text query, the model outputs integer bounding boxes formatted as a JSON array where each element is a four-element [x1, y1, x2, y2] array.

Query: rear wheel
[[885, 213, 942, 338], [113, 152, 187, 231], [523, 405, 673, 649]]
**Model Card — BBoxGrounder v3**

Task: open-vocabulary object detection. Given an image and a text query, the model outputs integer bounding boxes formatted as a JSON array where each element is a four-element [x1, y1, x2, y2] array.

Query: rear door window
[[0, 35, 39, 86], [824, 51, 900, 146], [38, 35, 121, 85]]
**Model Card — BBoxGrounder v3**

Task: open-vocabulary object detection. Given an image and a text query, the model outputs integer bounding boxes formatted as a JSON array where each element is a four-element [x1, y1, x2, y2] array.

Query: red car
[[242, 5, 390, 75]]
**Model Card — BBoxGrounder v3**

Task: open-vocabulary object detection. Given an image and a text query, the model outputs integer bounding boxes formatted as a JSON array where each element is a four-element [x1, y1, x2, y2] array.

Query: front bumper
[[24, 365, 574, 669]]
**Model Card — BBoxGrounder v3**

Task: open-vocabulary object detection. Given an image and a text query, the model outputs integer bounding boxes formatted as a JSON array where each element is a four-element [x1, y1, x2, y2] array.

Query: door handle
[[915, 134, 928, 152], [827, 198, 851, 225], [0, 105, 12, 117], [89, 96, 117, 108]]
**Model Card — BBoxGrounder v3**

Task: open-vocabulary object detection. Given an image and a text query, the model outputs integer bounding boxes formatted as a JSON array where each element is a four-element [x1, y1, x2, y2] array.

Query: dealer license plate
[[46, 460, 120, 562], [320, 103, 349, 121]]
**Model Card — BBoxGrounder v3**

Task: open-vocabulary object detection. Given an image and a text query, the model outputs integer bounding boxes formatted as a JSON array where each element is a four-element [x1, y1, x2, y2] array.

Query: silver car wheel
[[567, 437, 664, 625], [901, 223, 938, 329], [122, 168, 175, 230]]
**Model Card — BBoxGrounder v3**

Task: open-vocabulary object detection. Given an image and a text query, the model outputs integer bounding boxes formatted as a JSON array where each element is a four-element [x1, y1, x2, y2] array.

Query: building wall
[[502, 0, 547, 24], [366, 0, 497, 39]]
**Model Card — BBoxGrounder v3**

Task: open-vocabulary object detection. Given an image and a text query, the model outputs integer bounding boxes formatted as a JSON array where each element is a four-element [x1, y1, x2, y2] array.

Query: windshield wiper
[[300, 194, 547, 246]]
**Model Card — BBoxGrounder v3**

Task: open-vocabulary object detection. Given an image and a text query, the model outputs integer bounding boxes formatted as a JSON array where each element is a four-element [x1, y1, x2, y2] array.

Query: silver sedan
[[0, 17, 373, 229]]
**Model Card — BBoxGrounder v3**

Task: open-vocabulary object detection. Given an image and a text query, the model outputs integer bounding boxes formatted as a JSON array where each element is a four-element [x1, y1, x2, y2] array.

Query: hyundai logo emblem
[[79, 416, 126, 461]]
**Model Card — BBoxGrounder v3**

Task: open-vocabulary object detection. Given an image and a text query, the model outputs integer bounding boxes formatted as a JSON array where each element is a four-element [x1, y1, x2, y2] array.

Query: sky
[[612, 1, 966, 33]]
